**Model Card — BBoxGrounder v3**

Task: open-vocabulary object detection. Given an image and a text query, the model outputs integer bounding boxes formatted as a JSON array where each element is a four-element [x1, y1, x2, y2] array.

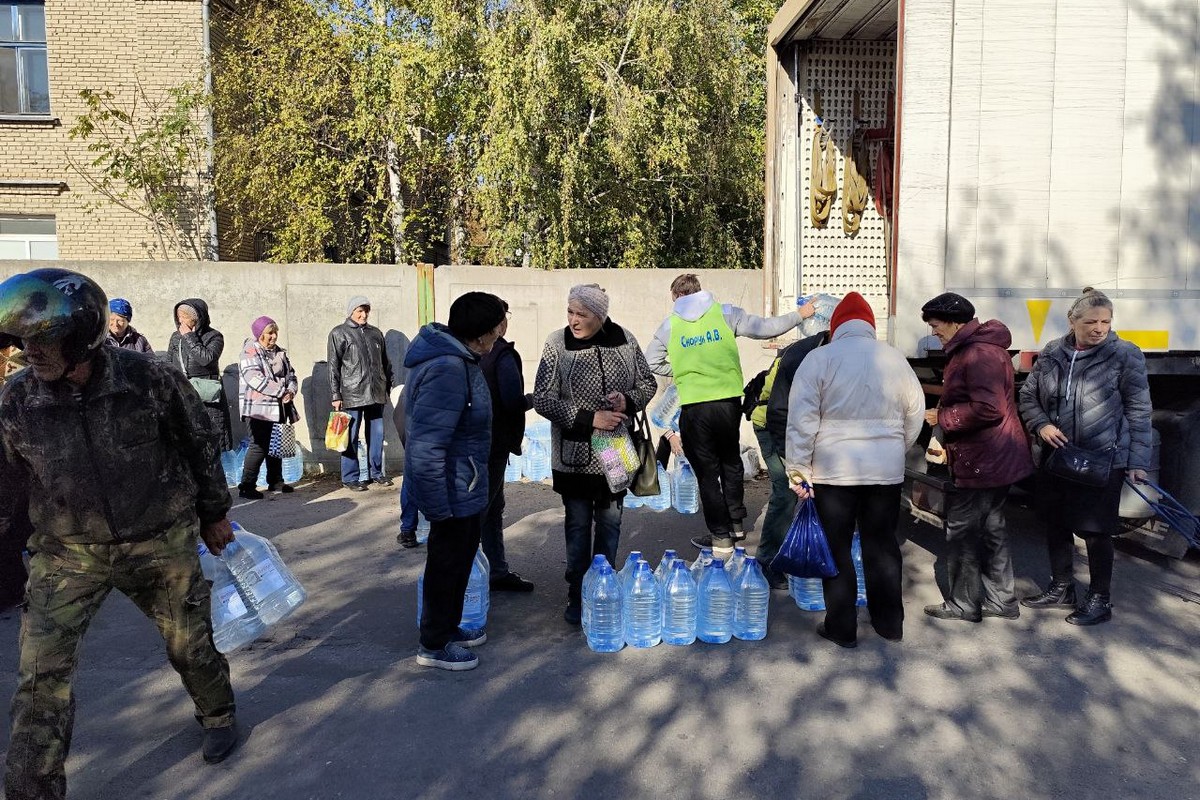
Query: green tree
[[67, 82, 215, 260], [471, 0, 772, 269]]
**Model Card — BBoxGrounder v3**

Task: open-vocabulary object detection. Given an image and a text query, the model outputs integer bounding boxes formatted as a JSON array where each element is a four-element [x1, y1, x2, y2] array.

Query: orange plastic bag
[[325, 411, 352, 452]]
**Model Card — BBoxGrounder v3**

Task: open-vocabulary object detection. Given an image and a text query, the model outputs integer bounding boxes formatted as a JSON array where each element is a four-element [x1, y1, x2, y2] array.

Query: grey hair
[[1067, 287, 1113, 322]]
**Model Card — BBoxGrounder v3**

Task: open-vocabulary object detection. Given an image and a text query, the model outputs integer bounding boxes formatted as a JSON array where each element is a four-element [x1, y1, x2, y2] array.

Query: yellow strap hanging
[[810, 127, 837, 228], [842, 88, 870, 236]]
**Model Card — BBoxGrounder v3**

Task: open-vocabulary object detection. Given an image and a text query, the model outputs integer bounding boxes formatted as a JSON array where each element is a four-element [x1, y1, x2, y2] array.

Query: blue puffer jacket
[[402, 323, 492, 521]]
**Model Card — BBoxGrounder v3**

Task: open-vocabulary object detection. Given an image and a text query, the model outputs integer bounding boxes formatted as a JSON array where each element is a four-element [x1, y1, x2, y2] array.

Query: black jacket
[[480, 337, 531, 458], [766, 331, 828, 453], [167, 298, 224, 379], [328, 319, 393, 408]]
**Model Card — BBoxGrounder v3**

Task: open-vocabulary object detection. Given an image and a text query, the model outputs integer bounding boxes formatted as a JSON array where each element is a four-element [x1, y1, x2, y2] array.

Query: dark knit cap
[[448, 292, 507, 340], [921, 292, 976, 324]]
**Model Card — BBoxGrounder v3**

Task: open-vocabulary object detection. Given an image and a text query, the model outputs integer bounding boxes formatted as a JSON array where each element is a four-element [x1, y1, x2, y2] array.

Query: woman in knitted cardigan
[[533, 284, 657, 625]]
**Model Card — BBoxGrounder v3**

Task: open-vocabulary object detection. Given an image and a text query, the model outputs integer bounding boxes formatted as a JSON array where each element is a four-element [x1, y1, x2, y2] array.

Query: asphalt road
[[2, 475, 1197, 800]]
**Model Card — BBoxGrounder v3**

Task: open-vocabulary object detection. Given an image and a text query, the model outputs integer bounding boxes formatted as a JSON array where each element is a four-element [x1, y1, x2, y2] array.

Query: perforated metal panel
[[796, 41, 896, 320]]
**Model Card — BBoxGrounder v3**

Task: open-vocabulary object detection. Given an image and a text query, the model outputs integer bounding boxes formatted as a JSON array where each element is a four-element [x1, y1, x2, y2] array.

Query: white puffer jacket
[[785, 320, 925, 485]]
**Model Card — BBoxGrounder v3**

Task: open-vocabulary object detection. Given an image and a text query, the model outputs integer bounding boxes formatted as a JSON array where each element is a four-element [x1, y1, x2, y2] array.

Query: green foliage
[[213, 0, 772, 267], [67, 83, 214, 260]]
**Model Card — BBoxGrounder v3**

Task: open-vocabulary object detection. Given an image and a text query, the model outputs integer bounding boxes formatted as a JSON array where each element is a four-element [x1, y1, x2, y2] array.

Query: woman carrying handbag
[[238, 316, 300, 499]]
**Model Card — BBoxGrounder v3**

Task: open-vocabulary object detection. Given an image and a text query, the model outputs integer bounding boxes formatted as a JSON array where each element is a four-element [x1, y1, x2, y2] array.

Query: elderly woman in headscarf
[[237, 316, 299, 499], [533, 284, 657, 626], [104, 298, 152, 353], [168, 299, 233, 451]]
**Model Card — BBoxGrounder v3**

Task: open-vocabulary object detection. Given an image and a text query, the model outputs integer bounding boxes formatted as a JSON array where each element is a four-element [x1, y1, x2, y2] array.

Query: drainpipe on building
[[202, 0, 219, 261]]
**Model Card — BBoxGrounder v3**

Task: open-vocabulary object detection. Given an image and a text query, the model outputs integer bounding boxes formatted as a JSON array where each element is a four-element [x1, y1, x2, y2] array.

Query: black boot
[[1065, 591, 1112, 626], [1020, 580, 1076, 609]]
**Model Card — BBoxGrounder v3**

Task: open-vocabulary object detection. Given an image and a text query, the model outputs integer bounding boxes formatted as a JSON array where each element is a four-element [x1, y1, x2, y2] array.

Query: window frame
[[0, 2, 50, 117], [0, 215, 58, 259]]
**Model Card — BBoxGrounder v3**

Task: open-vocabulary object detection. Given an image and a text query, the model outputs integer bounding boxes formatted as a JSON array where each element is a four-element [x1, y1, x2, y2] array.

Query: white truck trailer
[[762, 0, 1200, 545]]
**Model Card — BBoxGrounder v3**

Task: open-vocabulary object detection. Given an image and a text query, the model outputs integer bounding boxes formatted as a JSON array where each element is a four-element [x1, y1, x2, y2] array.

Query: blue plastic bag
[[771, 498, 838, 579]]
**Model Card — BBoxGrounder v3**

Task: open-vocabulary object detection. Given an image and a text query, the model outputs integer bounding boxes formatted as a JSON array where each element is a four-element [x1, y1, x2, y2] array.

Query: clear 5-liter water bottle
[[672, 460, 700, 514], [281, 452, 303, 484], [852, 530, 867, 607], [618, 551, 642, 591], [523, 439, 551, 482], [662, 561, 698, 646], [690, 548, 713, 584], [623, 490, 644, 509], [624, 561, 662, 648], [220, 440, 248, 487], [789, 576, 826, 611], [416, 511, 431, 545], [220, 523, 307, 628], [586, 563, 625, 653], [733, 556, 770, 641], [644, 464, 672, 512], [696, 559, 735, 644], [654, 550, 678, 586], [581, 554, 610, 634], [357, 441, 369, 479], [460, 547, 490, 632], [649, 383, 681, 429], [200, 543, 267, 654], [505, 453, 523, 482], [727, 546, 748, 585]]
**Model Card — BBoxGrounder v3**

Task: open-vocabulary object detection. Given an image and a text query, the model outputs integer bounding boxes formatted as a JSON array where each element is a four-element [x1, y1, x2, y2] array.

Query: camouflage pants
[[5, 525, 235, 800]]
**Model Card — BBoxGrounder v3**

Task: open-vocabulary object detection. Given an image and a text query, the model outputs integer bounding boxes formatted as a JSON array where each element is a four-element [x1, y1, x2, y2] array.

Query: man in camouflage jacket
[[0, 269, 240, 800]]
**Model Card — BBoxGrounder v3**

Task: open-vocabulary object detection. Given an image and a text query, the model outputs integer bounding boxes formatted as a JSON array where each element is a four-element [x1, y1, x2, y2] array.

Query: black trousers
[[679, 398, 746, 537], [239, 417, 283, 489], [813, 483, 904, 642], [943, 486, 1017, 615], [420, 514, 482, 650]]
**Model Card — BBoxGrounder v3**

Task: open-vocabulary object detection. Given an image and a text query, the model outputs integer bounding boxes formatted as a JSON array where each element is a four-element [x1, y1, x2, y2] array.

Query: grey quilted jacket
[[1018, 332, 1152, 470]]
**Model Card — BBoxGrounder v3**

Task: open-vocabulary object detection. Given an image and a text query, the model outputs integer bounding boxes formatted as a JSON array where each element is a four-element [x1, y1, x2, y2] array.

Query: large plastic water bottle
[[523, 439, 551, 482], [696, 559, 735, 644], [733, 556, 770, 641], [852, 531, 867, 607], [643, 464, 672, 511], [357, 441, 369, 479], [585, 563, 625, 653], [505, 453, 523, 482], [618, 551, 642, 590], [199, 542, 267, 654], [654, 550, 677, 586], [416, 511, 431, 545], [690, 548, 713, 584], [623, 490, 644, 509], [623, 561, 662, 648], [662, 561, 698, 646], [789, 575, 826, 611], [220, 522, 307, 627], [649, 383, 681, 429], [220, 440, 248, 487], [461, 547, 490, 632], [281, 452, 303, 484], [727, 546, 748, 585], [581, 554, 610, 634], [672, 460, 700, 514]]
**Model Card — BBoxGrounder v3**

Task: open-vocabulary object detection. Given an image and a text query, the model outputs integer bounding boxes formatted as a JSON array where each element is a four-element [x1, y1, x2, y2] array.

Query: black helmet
[[0, 268, 109, 364]]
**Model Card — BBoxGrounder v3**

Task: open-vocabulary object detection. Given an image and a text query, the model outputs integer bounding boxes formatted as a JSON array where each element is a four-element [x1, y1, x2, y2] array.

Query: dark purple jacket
[[936, 319, 1034, 489]]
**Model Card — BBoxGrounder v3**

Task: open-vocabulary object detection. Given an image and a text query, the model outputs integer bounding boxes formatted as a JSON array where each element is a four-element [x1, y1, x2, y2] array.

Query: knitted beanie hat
[[829, 292, 875, 336], [568, 284, 610, 320], [920, 292, 976, 324], [251, 316, 276, 339]]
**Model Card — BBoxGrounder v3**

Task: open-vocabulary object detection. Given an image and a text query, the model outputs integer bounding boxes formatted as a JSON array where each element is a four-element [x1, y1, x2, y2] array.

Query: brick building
[[0, 0, 239, 261]]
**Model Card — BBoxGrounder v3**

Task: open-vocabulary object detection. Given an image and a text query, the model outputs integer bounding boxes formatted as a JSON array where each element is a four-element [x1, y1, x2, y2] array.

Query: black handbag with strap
[[1044, 443, 1114, 487], [629, 408, 660, 497]]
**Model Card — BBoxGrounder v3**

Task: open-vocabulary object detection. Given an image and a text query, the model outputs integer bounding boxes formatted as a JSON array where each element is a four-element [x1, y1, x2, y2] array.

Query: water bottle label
[[239, 559, 289, 603], [217, 583, 249, 618]]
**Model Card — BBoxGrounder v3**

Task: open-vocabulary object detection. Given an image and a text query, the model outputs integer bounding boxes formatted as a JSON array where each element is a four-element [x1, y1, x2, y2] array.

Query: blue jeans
[[755, 426, 796, 567], [562, 494, 623, 608], [341, 404, 384, 484], [399, 478, 418, 533]]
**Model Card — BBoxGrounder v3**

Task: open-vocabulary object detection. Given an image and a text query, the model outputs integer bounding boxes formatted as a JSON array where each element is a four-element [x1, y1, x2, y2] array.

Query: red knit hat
[[829, 292, 875, 336]]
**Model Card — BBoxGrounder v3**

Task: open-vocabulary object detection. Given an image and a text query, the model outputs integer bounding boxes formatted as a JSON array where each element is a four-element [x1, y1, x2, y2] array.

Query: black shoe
[[817, 623, 857, 649], [690, 534, 713, 550], [396, 529, 418, 549], [1020, 580, 1077, 609], [343, 482, 368, 492], [981, 603, 1020, 620], [373, 477, 394, 487], [923, 603, 982, 623], [563, 604, 582, 626], [761, 564, 788, 591], [872, 622, 903, 642], [238, 486, 263, 500], [201, 723, 239, 764], [1065, 591, 1112, 626], [490, 572, 535, 592], [731, 521, 747, 542], [269, 483, 294, 494]]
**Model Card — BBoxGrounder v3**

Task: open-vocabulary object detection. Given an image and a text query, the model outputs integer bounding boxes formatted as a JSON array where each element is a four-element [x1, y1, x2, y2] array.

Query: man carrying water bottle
[[0, 269, 240, 800], [645, 274, 815, 558]]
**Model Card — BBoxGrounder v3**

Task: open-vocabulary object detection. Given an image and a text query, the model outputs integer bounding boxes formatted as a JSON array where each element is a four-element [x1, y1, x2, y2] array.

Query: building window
[[0, 2, 49, 115], [0, 215, 57, 258]]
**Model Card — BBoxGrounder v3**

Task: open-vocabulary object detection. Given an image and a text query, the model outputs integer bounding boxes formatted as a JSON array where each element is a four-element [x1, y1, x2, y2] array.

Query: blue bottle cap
[[712, 559, 725, 568]]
